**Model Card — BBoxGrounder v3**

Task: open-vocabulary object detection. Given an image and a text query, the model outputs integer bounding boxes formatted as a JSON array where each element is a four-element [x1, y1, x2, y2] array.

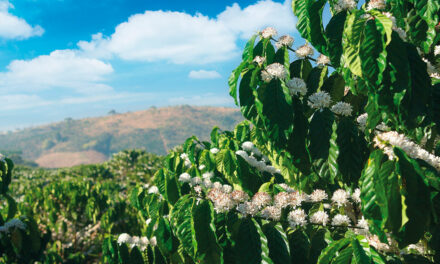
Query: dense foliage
[[2, 0, 440, 263]]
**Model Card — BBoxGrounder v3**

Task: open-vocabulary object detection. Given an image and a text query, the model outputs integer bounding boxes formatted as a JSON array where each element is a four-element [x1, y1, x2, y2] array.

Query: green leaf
[[243, 34, 258, 61], [325, 11, 347, 66], [165, 170, 180, 205], [321, 72, 345, 102], [233, 218, 274, 264], [229, 62, 247, 106], [306, 66, 328, 95], [287, 229, 310, 263], [216, 149, 238, 184], [292, 0, 327, 54], [192, 200, 223, 264], [331, 245, 353, 264], [290, 59, 313, 80], [262, 223, 290, 264], [170, 195, 197, 259], [411, 0, 440, 52], [351, 237, 371, 264], [317, 238, 350, 264], [129, 247, 145, 264], [309, 109, 335, 160]]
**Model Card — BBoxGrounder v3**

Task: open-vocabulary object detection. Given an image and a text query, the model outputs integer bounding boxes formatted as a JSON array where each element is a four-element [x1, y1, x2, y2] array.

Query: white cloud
[[0, 0, 44, 39], [0, 49, 114, 94], [188, 70, 221, 79], [78, 0, 296, 64]]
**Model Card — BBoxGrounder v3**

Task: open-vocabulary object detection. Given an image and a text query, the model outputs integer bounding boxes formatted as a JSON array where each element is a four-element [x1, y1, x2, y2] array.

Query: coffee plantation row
[[2, 0, 440, 263]]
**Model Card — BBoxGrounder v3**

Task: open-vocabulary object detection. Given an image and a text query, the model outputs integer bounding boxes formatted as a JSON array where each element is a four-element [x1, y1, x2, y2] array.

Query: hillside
[[0, 105, 243, 168]]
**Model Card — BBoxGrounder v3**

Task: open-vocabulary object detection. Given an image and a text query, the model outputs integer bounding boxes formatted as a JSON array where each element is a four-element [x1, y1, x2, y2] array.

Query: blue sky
[[0, 0, 301, 131]]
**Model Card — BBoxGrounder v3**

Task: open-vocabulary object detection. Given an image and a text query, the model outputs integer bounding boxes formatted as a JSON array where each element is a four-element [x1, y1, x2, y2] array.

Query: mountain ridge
[[0, 105, 243, 168]]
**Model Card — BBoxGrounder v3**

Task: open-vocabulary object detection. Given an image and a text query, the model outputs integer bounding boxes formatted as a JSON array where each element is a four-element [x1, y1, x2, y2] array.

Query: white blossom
[[253, 56, 266, 65], [435, 45, 440, 56], [231, 190, 250, 203], [366, 0, 386, 11], [190, 177, 202, 186], [331, 189, 349, 207], [374, 131, 440, 171], [310, 211, 329, 226], [331, 214, 351, 226], [331, 102, 353, 116], [202, 172, 214, 180], [180, 153, 189, 160], [184, 159, 192, 168], [261, 70, 273, 83], [139, 237, 149, 251], [352, 188, 361, 203], [287, 78, 307, 96], [309, 189, 328, 202], [210, 148, 220, 154], [222, 184, 233, 193], [251, 147, 262, 157], [178, 173, 191, 183], [148, 186, 159, 194], [266, 63, 288, 80], [260, 206, 282, 221], [334, 0, 357, 13], [213, 182, 223, 190], [278, 183, 295, 193], [274, 192, 290, 208], [357, 113, 368, 131], [276, 35, 294, 49], [203, 179, 213, 189], [117, 233, 132, 245], [242, 141, 255, 152], [357, 216, 369, 230], [423, 58, 440, 79], [394, 27, 406, 40], [288, 209, 307, 227], [288, 192, 306, 208], [235, 150, 249, 159], [236, 202, 259, 216], [252, 192, 272, 209], [150, 237, 157, 247], [131, 236, 140, 248], [308, 91, 331, 109], [295, 43, 314, 58], [198, 164, 206, 170], [317, 54, 330, 66], [207, 188, 236, 213], [146, 218, 152, 226], [261, 27, 277, 39]]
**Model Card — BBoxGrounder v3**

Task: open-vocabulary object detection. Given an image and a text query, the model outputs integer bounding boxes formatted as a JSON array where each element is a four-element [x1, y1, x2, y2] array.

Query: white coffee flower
[[435, 45, 440, 56], [366, 0, 386, 11], [308, 91, 331, 109], [260, 206, 282, 221], [150, 237, 157, 247], [331, 214, 351, 226], [210, 148, 220, 154], [352, 188, 361, 203], [222, 184, 233, 193], [288, 192, 306, 208], [202, 171, 214, 180], [357, 216, 369, 230], [190, 177, 202, 186], [117, 233, 132, 245], [213, 182, 223, 189], [184, 159, 192, 168], [394, 27, 406, 40], [274, 192, 291, 208], [317, 54, 330, 66], [309, 189, 328, 202], [287, 78, 307, 96], [261, 70, 273, 83], [295, 43, 314, 58], [357, 113, 368, 131], [231, 190, 250, 203], [180, 153, 189, 160], [261, 27, 278, 38], [148, 186, 159, 194], [266, 63, 288, 80], [288, 209, 307, 227], [235, 150, 249, 159], [252, 192, 272, 209], [374, 131, 440, 171], [310, 211, 329, 226], [236, 202, 259, 216], [331, 189, 349, 207], [242, 141, 255, 152], [251, 147, 262, 157], [198, 164, 206, 170], [146, 218, 152, 226], [331, 102, 353, 116], [203, 179, 213, 189], [423, 58, 440, 79], [178, 173, 191, 183], [334, 0, 357, 13], [276, 35, 294, 49], [253, 56, 266, 65], [278, 183, 295, 193]]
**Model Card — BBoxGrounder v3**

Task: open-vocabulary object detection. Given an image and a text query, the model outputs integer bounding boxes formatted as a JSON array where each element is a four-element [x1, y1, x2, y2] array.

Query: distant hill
[[0, 105, 243, 168]]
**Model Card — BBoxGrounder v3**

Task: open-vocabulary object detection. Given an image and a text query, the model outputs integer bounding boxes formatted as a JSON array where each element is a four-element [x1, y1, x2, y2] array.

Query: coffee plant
[[102, 0, 440, 263]]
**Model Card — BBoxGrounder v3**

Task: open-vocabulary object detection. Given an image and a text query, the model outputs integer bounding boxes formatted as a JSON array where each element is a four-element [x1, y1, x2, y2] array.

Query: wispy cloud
[[188, 70, 221, 79], [0, 0, 44, 39]]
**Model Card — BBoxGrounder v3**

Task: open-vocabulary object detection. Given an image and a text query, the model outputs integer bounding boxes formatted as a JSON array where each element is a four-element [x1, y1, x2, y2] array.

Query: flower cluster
[[275, 35, 294, 49], [286, 78, 307, 96], [295, 43, 314, 58], [0, 219, 27, 236], [117, 233, 156, 251], [366, 0, 386, 11], [356, 113, 368, 131], [316, 54, 330, 66], [333, 0, 357, 13], [266, 63, 288, 80], [423, 58, 440, 79], [253, 56, 266, 66], [235, 141, 280, 174], [180, 153, 192, 168], [435, 45, 440, 56], [331, 102, 353, 116], [374, 131, 440, 171], [261, 27, 277, 39], [210, 148, 220, 154], [308, 91, 331, 109]]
